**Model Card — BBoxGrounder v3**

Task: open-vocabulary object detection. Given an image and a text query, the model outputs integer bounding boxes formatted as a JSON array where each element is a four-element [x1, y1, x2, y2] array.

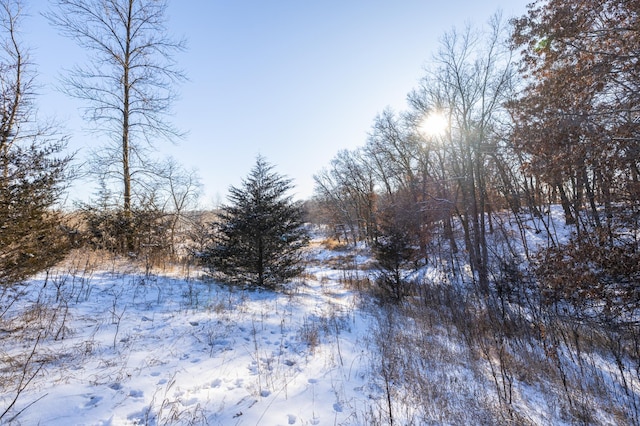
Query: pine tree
[[0, 144, 70, 286], [0, 0, 72, 286], [203, 157, 309, 288], [371, 194, 424, 302]]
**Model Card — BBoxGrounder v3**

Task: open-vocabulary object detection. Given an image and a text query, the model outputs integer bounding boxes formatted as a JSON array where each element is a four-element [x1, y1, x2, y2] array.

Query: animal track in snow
[[128, 389, 143, 398], [82, 394, 102, 408]]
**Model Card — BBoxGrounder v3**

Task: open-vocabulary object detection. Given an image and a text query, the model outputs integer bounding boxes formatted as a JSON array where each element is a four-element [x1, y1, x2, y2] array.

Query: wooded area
[[312, 1, 640, 327], [1, 0, 639, 423]]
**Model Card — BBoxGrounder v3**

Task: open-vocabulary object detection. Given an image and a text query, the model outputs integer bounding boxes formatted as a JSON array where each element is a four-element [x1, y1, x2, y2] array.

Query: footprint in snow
[[82, 395, 102, 408], [184, 397, 199, 406], [129, 390, 144, 398], [287, 414, 297, 424]]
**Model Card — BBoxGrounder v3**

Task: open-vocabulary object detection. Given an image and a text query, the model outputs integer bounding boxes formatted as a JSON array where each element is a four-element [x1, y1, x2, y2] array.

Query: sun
[[419, 110, 448, 138]]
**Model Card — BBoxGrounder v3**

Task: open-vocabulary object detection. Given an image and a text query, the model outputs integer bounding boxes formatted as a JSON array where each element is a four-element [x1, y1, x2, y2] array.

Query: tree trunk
[[122, 0, 133, 251]]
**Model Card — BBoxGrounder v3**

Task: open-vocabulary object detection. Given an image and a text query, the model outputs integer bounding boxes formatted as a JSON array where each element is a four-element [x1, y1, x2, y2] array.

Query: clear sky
[[24, 0, 531, 207]]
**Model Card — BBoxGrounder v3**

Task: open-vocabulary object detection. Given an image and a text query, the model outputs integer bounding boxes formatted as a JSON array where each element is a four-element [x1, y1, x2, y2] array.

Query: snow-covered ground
[[1, 208, 638, 425], [1, 243, 380, 425]]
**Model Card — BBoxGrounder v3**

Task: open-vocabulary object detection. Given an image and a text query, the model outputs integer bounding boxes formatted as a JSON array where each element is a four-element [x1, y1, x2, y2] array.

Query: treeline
[[312, 1, 640, 322], [0, 0, 192, 281], [3, 0, 638, 308], [0, 0, 312, 292], [2, 0, 638, 303]]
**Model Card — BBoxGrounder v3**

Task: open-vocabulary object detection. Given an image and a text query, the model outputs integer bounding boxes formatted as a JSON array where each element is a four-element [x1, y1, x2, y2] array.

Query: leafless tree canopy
[[46, 0, 186, 214]]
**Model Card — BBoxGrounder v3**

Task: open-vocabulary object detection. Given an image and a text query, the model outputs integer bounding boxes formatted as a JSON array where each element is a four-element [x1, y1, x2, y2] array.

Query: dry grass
[[320, 237, 349, 251]]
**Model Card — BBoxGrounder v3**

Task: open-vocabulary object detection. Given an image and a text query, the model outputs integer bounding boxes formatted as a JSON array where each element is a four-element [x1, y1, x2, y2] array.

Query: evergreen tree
[[371, 195, 423, 302], [0, 144, 70, 286], [203, 157, 309, 288], [0, 0, 72, 286]]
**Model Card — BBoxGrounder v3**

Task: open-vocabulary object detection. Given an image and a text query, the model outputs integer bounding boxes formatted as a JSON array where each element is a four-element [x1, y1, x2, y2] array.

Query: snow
[[1, 247, 375, 425], [1, 210, 638, 425]]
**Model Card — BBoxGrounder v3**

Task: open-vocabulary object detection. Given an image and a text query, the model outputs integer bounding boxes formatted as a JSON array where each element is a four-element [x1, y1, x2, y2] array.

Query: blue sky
[[26, 0, 530, 206]]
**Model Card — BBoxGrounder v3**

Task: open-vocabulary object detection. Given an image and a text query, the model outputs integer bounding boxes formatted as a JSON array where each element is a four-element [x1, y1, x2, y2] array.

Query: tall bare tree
[[46, 0, 186, 220], [409, 13, 516, 290]]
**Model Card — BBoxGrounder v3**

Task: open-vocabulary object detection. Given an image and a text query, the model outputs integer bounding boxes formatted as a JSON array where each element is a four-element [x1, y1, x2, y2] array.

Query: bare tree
[[365, 109, 424, 199], [156, 157, 201, 258], [409, 13, 516, 290], [46, 0, 186, 222], [313, 148, 377, 244]]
